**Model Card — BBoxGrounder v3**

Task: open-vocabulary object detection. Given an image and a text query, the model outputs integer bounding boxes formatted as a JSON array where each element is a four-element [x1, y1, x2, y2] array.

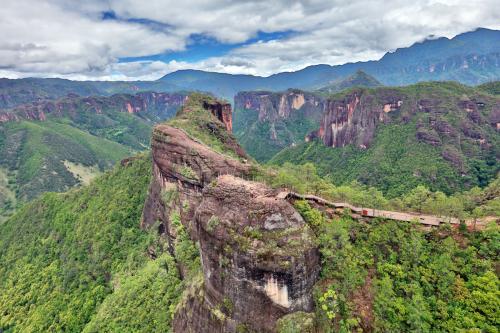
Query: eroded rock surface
[[234, 90, 324, 123], [306, 87, 499, 151], [306, 90, 403, 148], [142, 97, 319, 332], [202, 100, 233, 133]]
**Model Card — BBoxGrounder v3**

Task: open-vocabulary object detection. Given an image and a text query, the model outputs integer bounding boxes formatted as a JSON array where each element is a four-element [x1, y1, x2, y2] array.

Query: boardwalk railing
[[280, 191, 462, 226]]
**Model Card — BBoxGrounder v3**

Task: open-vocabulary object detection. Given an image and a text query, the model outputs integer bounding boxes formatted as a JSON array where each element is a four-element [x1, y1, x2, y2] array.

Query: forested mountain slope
[[0, 92, 187, 220], [0, 154, 181, 332], [0, 94, 498, 332], [270, 82, 500, 197]]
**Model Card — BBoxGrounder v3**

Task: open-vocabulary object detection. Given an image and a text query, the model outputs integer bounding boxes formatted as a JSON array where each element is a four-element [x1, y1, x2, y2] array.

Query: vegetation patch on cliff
[[168, 93, 246, 161]]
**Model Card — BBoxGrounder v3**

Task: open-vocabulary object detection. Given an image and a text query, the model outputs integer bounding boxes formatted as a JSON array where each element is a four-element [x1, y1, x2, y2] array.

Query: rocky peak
[[201, 100, 233, 133], [141, 94, 320, 332]]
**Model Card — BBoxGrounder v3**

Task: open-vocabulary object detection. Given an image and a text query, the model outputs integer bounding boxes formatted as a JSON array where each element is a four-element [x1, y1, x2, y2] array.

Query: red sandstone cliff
[[306, 87, 499, 151], [141, 96, 319, 332]]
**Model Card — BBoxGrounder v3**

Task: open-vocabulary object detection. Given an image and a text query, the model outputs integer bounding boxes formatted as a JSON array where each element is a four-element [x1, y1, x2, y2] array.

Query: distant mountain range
[[0, 78, 180, 109], [0, 28, 498, 105], [159, 28, 500, 98], [316, 70, 382, 94]]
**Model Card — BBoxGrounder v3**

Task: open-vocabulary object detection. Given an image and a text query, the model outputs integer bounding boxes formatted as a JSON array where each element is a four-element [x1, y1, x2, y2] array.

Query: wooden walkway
[[279, 191, 465, 227]]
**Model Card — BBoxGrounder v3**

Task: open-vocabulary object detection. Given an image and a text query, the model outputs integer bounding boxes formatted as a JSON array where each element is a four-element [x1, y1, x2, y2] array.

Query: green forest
[[0, 155, 182, 332], [0, 90, 498, 332], [296, 201, 499, 332], [0, 151, 498, 332]]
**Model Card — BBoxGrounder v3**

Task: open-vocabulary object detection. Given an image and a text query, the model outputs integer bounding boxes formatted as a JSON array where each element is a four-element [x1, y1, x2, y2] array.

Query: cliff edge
[[141, 93, 320, 332]]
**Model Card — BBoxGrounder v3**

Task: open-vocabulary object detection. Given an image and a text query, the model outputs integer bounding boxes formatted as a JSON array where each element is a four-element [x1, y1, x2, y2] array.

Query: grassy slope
[[0, 154, 183, 332], [0, 102, 159, 219], [0, 120, 133, 219]]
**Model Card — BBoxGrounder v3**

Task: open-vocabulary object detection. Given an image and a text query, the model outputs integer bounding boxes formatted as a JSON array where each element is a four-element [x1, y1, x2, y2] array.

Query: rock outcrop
[[142, 95, 320, 332], [202, 100, 233, 133], [233, 90, 325, 161], [234, 90, 324, 123], [305, 86, 500, 150], [0, 92, 188, 123], [141, 123, 251, 236], [306, 89, 403, 148], [173, 175, 318, 332]]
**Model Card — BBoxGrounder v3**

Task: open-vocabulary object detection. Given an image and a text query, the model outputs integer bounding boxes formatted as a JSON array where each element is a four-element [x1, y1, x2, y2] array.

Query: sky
[[1, 0, 499, 81]]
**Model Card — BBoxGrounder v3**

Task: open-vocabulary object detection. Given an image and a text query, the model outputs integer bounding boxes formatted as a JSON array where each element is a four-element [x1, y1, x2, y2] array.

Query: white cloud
[[0, 0, 499, 80], [0, 0, 185, 76]]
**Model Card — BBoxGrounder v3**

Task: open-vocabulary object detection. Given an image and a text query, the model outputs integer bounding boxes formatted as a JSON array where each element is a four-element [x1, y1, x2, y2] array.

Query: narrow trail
[[279, 191, 496, 228]]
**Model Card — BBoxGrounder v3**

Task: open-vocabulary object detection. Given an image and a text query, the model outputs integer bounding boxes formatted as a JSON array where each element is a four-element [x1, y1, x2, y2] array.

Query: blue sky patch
[[118, 30, 296, 63]]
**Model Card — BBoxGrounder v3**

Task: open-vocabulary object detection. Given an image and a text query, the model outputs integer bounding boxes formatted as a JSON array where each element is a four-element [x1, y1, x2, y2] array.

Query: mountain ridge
[[2, 28, 495, 108], [158, 28, 500, 97], [0, 91, 187, 220], [269, 81, 500, 197]]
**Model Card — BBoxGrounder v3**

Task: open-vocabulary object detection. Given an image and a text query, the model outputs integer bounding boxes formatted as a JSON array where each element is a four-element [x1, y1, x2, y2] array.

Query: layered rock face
[[233, 90, 325, 161], [141, 123, 251, 236], [0, 92, 187, 123], [174, 175, 318, 332], [306, 87, 500, 150], [142, 98, 319, 332], [202, 100, 233, 133], [306, 90, 403, 148], [234, 90, 324, 123]]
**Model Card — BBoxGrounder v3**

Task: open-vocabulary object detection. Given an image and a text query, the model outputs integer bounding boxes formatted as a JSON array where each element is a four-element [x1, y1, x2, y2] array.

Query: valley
[[268, 82, 499, 197], [0, 92, 188, 219]]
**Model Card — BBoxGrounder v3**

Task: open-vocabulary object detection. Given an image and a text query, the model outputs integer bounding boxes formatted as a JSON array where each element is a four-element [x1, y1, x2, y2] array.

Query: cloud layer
[[1, 0, 499, 80]]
